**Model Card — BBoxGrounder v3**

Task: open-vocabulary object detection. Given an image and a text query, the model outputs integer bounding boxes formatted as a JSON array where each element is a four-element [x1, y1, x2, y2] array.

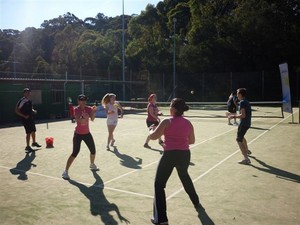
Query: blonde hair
[[101, 93, 116, 106]]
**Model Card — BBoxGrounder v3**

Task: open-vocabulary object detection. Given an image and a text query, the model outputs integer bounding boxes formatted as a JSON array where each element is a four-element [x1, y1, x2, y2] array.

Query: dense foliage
[[1, 0, 299, 87]]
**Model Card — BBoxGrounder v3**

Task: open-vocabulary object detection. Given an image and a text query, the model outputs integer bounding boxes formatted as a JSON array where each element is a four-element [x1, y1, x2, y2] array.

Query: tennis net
[[119, 101, 284, 118]]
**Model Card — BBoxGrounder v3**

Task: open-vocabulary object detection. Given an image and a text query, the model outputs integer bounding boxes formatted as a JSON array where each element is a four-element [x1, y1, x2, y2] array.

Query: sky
[[0, 0, 161, 31]]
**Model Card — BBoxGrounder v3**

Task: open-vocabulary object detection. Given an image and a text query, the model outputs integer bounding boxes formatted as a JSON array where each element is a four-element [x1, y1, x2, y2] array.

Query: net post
[[298, 100, 300, 124]]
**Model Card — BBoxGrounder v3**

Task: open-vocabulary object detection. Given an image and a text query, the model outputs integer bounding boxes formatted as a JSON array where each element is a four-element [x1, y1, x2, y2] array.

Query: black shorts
[[236, 125, 249, 142], [22, 118, 36, 134], [146, 120, 159, 128], [228, 106, 237, 113]]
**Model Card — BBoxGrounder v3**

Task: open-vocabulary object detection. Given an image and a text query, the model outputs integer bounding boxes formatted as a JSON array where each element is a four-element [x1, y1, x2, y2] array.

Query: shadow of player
[[196, 205, 216, 225], [10, 151, 37, 180], [108, 146, 142, 169], [249, 156, 300, 183], [68, 171, 130, 225]]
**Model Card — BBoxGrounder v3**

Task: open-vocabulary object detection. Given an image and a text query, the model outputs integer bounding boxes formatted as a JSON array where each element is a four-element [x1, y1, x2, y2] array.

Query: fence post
[[262, 70, 265, 101]]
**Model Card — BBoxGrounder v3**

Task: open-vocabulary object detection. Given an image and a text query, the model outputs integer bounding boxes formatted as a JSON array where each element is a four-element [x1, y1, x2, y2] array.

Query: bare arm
[[238, 108, 246, 119], [104, 105, 113, 115], [90, 106, 97, 121], [233, 108, 245, 119], [188, 122, 195, 144], [15, 104, 29, 119], [117, 102, 124, 118], [149, 118, 170, 140]]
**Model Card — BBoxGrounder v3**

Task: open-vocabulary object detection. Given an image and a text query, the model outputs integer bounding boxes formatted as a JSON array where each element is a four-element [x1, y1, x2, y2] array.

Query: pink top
[[147, 103, 159, 121], [163, 116, 192, 151], [74, 106, 93, 134]]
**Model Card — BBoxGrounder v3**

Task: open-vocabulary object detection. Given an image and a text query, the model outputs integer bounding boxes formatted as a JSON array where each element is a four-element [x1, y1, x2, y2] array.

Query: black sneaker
[[25, 146, 33, 152], [32, 142, 42, 147], [151, 219, 168, 225], [144, 143, 151, 149]]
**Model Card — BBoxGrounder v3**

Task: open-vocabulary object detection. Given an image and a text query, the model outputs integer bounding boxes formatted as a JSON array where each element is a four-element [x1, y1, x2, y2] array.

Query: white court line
[[103, 160, 159, 185], [1, 109, 294, 200], [0, 165, 154, 199], [191, 127, 236, 148], [166, 111, 296, 201], [190, 114, 271, 149]]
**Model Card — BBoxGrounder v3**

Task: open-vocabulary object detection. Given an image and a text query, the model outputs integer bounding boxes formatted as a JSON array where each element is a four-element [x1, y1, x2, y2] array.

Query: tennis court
[[0, 105, 299, 225]]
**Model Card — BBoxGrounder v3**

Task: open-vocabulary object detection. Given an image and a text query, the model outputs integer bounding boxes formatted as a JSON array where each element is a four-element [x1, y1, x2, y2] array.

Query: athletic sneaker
[[32, 142, 42, 147], [238, 158, 251, 165], [151, 219, 168, 225], [62, 170, 70, 180], [106, 145, 110, 151], [90, 163, 99, 171], [25, 146, 33, 152], [144, 143, 151, 149], [247, 150, 252, 155]]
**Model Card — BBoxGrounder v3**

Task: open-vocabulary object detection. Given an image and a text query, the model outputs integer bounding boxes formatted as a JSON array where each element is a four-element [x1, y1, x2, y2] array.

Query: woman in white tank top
[[101, 93, 123, 150]]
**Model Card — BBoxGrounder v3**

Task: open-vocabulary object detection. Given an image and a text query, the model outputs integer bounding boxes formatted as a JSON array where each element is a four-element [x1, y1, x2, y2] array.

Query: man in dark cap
[[15, 88, 41, 152]]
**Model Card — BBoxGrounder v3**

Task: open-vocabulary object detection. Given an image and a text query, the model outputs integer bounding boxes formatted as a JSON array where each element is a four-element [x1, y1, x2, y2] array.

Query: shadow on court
[[196, 207, 215, 225], [250, 126, 270, 131], [249, 156, 300, 183], [69, 171, 130, 225], [107, 146, 142, 169], [9, 151, 37, 180]]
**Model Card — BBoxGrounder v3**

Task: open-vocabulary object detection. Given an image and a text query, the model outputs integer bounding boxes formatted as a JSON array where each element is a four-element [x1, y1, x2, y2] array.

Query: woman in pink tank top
[[144, 93, 163, 149], [148, 98, 204, 225], [62, 94, 98, 180]]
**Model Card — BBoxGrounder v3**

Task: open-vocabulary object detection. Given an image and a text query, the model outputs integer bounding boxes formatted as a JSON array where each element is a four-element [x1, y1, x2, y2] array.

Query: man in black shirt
[[230, 88, 252, 164], [15, 88, 41, 152]]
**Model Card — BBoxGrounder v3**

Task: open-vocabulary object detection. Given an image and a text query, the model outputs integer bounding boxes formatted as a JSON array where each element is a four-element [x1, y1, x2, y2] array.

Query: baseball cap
[[23, 88, 31, 92], [77, 94, 87, 101]]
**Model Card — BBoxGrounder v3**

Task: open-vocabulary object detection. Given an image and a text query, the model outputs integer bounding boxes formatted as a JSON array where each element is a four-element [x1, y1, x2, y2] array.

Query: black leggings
[[71, 132, 96, 157], [153, 150, 199, 223]]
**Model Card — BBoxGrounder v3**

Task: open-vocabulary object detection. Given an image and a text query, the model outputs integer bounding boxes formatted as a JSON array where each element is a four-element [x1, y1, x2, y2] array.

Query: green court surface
[[0, 106, 299, 225]]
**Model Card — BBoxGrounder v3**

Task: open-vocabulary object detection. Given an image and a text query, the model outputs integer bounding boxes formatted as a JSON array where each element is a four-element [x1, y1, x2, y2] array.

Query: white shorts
[[107, 118, 118, 126]]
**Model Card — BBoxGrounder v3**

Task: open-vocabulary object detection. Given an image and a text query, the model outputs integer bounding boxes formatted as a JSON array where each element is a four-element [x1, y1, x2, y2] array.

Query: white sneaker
[[62, 170, 70, 180], [90, 163, 99, 171], [238, 158, 251, 165]]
